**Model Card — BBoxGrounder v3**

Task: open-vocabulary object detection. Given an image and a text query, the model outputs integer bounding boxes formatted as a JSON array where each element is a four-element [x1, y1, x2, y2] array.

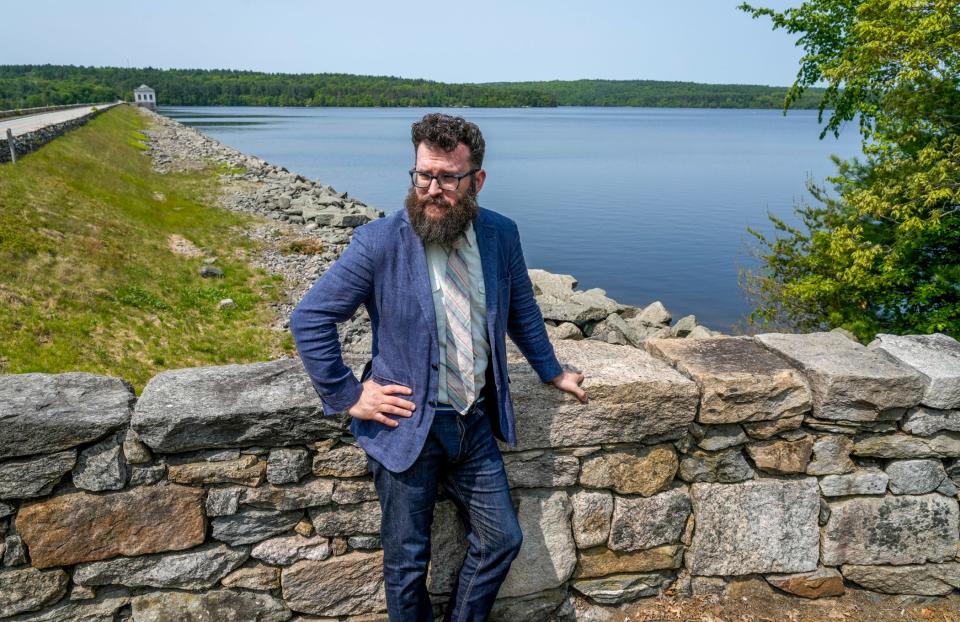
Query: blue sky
[[3, 1, 805, 85]]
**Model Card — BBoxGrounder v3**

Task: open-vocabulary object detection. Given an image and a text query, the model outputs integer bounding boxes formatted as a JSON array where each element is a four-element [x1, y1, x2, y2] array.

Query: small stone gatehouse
[[133, 84, 156, 110]]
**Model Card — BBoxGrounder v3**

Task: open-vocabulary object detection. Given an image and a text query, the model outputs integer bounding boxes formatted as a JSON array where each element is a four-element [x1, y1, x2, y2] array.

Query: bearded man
[[290, 113, 587, 622]]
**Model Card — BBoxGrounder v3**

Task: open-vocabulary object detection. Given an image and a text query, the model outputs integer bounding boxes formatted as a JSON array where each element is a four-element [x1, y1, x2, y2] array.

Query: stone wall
[[0, 105, 116, 164], [1, 331, 959, 620]]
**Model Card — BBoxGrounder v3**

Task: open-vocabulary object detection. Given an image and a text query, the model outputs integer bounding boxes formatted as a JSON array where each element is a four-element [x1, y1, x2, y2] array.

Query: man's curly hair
[[411, 113, 485, 169]]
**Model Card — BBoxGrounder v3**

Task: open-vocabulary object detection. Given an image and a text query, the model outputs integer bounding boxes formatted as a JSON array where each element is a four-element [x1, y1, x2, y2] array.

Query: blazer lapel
[[475, 208, 500, 324], [398, 210, 437, 335]]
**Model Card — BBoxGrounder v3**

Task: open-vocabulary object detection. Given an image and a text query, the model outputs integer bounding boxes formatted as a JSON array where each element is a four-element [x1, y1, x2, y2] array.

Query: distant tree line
[[0, 65, 823, 110]]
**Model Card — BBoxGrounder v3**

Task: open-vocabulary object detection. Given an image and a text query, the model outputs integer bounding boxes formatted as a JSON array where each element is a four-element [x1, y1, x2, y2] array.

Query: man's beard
[[405, 186, 479, 246]]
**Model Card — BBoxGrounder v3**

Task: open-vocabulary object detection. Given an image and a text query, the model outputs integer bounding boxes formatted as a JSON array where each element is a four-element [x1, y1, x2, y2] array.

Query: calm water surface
[[160, 106, 860, 331]]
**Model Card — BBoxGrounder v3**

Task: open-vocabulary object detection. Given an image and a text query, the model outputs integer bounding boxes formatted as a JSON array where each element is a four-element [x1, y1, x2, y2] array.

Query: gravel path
[[0, 103, 120, 137]]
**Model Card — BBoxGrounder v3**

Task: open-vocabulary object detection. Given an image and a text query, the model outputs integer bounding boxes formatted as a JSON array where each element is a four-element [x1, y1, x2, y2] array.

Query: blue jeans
[[367, 399, 523, 622]]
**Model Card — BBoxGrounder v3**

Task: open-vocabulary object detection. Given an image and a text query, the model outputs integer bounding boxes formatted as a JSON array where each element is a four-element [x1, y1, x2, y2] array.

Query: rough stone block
[[536, 288, 621, 325], [806, 435, 856, 475], [68, 584, 96, 600], [133, 358, 345, 453], [3, 534, 27, 566], [546, 321, 585, 341], [121, 429, 152, 464], [267, 447, 311, 484], [0, 372, 133, 460], [309, 501, 381, 536], [504, 451, 579, 488], [852, 432, 960, 458], [687, 479, 819, 575], [5, 586, 130, 621], [806, 419, 898, 435], [281, 551, 386, 617], [695, 424, 748, 450], [571, 490, 613, 549], [819, 469, 889, 496], [745, 437, 813, 474], [765, 567, 845, 599], [17, 484, 206, 568], [0, 567, 69, 618], [168, 454, 265, 487], [313, 442, 369, 477], [575, 544, 684, 579], [742, 414, 804, 439], [73, 543, 248, 589], [0, 450, 76, 499], [755, 332, 925, 420], [902, 406, 960, 436], [294, 518, 314, 538], [131, 589, 291, 622], [251, 534, 331, 565], [678, 448, 754, 483], [528, 269, 577, 298], [349, 535, 381, 550], [588, 312, 646, 347], [571, 571, 675, 605], [72, 435, 127, 492], [508, 340, 697, 450], [211, 507, 303, 546], [637, 301, 672, 326], [221, 563, 281, 591], [647, 336, 811, 424], [206, 487, 241, 516], [579, 445, 677, 496], [330, 537, 347, 557], [841, 563, 960, 596], [499, 490, 577, 599], [869, 333, 960, 409], [331, 479, 377, 505], [608, 487, 691, 551], [240, 478, 335, 510], [886, 459, 949, 495], [129, 464, 166, 487], [822, 494, 959, 565]]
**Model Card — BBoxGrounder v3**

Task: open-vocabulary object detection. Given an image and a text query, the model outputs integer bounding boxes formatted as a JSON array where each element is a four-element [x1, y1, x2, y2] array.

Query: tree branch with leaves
[[739, 0, 960, 340]]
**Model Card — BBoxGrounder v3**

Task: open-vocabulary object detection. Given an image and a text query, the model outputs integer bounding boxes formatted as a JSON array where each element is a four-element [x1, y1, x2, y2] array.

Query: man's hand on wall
[[348, 380, 416, 428], [549, 371, 588, 404]]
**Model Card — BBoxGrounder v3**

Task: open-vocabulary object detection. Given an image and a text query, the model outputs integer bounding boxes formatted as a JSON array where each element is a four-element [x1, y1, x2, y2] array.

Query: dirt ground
[[617, 589, 960, 622]]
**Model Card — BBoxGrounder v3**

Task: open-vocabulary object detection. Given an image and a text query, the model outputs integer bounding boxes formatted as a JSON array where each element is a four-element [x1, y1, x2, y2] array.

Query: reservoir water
[[159, 106, 861, 332]]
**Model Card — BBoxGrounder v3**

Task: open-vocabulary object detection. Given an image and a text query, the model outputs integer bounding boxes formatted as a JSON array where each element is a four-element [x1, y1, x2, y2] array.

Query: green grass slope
[[0, 105, 294, 391]]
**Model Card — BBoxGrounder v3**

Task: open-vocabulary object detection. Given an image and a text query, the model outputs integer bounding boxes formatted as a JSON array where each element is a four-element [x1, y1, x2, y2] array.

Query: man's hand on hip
[[549, 371, 588, 404], [348, 379, 416, 428]]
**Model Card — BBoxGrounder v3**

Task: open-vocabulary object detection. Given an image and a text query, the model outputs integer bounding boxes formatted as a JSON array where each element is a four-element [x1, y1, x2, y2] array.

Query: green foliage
[[0, 105, 294, 390], [740, 0, 960, 341], [0, 65, 824, 110]]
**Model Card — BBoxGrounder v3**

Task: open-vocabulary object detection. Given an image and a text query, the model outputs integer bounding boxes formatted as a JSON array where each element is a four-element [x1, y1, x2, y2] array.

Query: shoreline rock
[[140, 106, 722, 353]]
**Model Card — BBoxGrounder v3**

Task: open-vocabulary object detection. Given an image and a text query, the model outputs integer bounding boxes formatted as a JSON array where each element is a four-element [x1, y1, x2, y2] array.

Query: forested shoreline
[[0, 65, 823, 110]]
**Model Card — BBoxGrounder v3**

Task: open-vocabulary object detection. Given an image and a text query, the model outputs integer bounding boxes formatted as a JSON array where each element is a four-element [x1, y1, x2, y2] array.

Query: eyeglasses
[[409, 168, 479, 191]]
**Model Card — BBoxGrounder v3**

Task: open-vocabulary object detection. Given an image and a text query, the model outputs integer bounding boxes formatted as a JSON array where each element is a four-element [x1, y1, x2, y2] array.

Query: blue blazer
[[290, 206, 562, 472]]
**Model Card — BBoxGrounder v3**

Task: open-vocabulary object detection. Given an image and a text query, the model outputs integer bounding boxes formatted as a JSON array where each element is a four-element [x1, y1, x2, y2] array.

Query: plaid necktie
[[442, 236, 475, 414]]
